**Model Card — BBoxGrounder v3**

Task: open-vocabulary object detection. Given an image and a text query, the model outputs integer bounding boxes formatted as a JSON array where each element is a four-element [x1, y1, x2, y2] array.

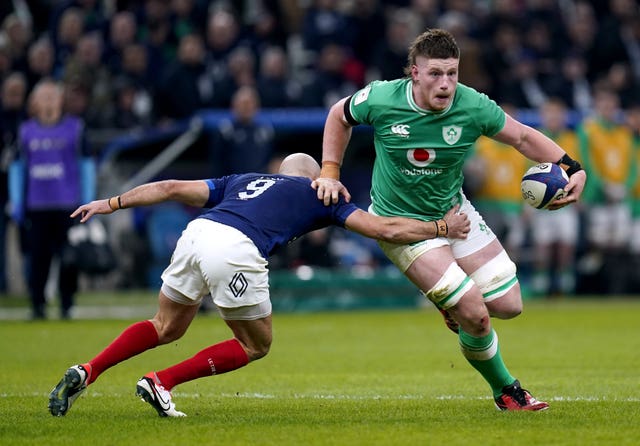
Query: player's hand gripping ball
[[521, 163, 569, 209]]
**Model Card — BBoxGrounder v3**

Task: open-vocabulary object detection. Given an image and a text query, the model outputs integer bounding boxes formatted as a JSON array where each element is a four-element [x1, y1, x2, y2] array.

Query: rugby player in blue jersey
[[48, 153, 470, 417]]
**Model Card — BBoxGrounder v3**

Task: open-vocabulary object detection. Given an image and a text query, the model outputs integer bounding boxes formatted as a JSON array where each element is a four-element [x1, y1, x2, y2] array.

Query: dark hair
[[403, 29, 460, 76]]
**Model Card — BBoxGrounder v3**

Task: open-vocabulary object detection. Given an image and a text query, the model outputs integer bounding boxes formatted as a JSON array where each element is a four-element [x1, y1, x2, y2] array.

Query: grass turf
[[1, 298, 639, 445]]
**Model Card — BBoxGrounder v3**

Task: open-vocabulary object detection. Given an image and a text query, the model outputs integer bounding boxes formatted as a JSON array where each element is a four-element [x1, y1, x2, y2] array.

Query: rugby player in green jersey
[[313, 29, 587, 411]]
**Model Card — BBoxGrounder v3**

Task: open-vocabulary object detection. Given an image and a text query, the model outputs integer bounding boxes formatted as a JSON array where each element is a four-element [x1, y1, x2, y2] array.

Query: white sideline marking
[[5, 392, 640, 403]]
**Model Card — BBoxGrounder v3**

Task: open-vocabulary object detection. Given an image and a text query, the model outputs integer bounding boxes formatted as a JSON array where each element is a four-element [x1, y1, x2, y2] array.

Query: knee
[[453, 292, 492, 337], [487, 286, 523, 319], [152, 319, 187, 344], [244, 338, 272, 361]]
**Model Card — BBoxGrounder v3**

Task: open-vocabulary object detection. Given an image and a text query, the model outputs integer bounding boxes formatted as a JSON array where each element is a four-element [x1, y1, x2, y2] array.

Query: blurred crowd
[[1, 0, 640, 299], [1, 0, 639, 127]]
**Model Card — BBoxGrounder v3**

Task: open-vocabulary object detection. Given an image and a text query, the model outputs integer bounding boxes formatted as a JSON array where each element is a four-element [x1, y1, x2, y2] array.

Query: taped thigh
[[469, 251, 517, 303], [423, 262, 474, 310]]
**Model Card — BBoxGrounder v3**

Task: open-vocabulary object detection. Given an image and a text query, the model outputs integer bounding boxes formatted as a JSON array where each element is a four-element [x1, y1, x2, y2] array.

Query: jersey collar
[[405, 80, 455, 116]]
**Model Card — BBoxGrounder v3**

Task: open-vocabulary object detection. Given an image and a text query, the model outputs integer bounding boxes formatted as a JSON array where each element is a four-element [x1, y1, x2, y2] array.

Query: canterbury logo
[[391, 124, 410, 137]]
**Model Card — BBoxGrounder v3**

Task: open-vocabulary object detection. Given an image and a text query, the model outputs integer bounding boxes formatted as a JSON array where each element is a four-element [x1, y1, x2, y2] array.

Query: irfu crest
[[442, 125, 462, 145]]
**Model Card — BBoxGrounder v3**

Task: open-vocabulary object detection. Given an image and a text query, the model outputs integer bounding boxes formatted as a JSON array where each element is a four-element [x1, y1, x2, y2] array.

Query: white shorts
[[161, 218, 270, 309], [377, 194, 497, 272], [530, 206, 579, 245]]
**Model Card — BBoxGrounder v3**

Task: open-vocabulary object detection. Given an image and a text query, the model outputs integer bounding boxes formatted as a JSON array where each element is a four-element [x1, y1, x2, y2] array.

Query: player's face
[[411, 56, 459, 111]]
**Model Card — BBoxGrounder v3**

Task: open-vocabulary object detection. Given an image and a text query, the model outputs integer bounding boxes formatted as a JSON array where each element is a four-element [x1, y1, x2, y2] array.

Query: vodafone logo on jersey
[[407, 148, 436, 167]]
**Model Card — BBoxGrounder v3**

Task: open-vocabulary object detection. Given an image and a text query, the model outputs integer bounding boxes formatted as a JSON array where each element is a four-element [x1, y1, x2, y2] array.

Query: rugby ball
[[521, 163, 569, 209]]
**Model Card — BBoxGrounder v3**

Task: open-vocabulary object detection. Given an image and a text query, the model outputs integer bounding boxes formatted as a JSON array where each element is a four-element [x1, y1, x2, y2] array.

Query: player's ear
[[411, 65, 419, 80]]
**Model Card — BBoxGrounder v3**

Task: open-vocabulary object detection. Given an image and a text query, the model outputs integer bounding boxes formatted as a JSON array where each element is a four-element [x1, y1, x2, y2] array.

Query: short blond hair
[[404, 29, 460, 76]]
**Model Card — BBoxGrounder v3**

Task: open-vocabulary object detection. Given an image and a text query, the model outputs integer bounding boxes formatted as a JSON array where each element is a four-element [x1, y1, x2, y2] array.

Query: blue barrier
[[98, 108, 332, 165]]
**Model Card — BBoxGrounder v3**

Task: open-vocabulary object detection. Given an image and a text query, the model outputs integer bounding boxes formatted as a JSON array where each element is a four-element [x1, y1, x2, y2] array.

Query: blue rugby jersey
[[199, 173, 358, 258]]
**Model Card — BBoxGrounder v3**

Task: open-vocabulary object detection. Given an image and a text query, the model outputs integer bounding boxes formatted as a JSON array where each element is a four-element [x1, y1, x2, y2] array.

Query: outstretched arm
[[345, 205, 470, 243], [493, 114, 587, 208], [311, 97, 353, 205], [71, 180, 210, 223]]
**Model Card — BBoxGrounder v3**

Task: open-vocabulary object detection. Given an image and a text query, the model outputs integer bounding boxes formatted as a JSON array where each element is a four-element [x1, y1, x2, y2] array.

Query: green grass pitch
[[1, 298, 639, 445]]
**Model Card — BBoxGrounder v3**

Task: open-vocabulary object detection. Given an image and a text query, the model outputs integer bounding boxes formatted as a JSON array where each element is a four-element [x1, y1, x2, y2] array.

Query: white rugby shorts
[[376, 194, 497, 272], [161, 218, 270, 309]]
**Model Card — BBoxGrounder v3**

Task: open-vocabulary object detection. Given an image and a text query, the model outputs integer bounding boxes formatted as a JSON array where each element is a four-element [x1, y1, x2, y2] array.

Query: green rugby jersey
[[347, 78, 506, 220]]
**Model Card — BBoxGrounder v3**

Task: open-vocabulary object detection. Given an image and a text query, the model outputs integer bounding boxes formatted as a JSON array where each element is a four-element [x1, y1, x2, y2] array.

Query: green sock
[[459, 328, 515, 397]]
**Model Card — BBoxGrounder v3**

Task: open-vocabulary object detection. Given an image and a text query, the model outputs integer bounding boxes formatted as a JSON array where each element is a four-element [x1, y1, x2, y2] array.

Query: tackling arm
[[70, 180, 210, 223], [344, 205, 470, 243]]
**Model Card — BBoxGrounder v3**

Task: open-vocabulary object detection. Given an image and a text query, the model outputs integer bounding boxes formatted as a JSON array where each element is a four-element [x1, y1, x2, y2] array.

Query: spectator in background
[[8, 79, 95, 319], [605, 62, 640, 109], [138, 0, 175, 79], [244, 0, 289, 50], [256, 45, 301, 108], [107, 75, 153, 129], [210, 85, 274, 177], [500, 50, 548, 109], [370, 8, 415, 81], [301, 0, 354, 54], [64, 32, 112, 128], [627, 100, 640, 274], [212, 46, 256, 108], [0, 72, 27, 293], [437, 10, 490, 95], [299, 43, 359, 108], [0, 34, 13, 82], [590, 0, 639, 82], [577, 85, 636, 294], [24, 37, 56, 90], [62, 74, 92, 123], [545, 51, 592, 116], [48, 0, 107, 38], [563, 1, 598, 81], [1, 13, 31, 72], [104, 11, 138, 75], [0, 0, 50, 38], [481, 22, 523, 101], [409, 0, 441, 30], [154, 32, 207, 122], [528, 97, 581, 297], [52, 7, 85, 75], [522, 19, 561, 84], [119, 42, 155, 95], [350, 0, 386, 67], [293, 228, 339, 269], [169, 0, 204, 41], [204, 8, 246, 97]]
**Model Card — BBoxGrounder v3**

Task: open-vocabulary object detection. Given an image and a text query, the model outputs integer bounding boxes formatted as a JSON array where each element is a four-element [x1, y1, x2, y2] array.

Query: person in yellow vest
[[578, 86, 636, 294], [528, 98, 581, 296], [627, 101, 640, 270], [464, 104, 528, 264]]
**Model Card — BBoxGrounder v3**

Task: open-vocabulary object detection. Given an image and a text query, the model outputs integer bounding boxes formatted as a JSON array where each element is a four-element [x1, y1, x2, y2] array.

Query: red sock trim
[[87, 320, 159, 385], [156, 339, 249, 390]]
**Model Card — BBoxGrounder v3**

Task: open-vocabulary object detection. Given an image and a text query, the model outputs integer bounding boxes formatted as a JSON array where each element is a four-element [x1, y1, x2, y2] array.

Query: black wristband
[[556, 154, 583, 177]]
